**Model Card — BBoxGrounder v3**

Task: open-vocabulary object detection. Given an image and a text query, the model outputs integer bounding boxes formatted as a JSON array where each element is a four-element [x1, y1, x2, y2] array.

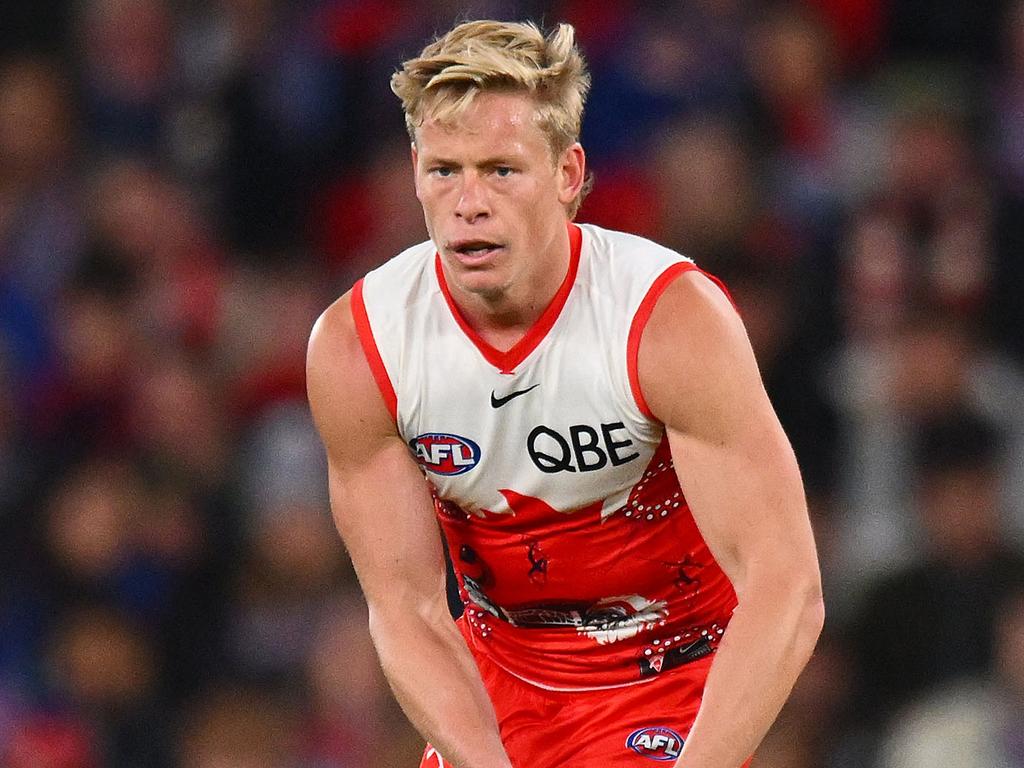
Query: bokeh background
[[2, 0, 1024, 766]]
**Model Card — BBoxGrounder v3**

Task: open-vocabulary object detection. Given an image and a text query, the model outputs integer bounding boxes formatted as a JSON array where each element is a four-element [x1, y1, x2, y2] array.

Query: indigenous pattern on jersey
[[353, 223, 738, 690]]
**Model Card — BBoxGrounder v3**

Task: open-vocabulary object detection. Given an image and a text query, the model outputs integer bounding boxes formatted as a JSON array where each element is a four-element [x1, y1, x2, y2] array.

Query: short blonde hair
[[391, 20, 593, 215]]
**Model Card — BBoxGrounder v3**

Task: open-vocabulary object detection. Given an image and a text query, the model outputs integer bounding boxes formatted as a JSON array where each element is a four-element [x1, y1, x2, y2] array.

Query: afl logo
[[410, 433, 481, 476], [626, 726, 684, 761]]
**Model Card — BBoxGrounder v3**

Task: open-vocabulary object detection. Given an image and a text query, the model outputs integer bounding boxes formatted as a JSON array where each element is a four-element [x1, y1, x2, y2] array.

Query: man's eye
[[495, 166, 514, 177], [432, 167, 454, 177]]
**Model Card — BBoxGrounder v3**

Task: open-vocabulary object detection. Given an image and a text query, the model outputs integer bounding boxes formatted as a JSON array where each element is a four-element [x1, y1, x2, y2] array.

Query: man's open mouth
[[450, 240, 503, 256]]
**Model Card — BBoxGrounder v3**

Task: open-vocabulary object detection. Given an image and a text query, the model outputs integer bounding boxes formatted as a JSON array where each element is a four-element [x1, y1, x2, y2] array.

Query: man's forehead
[[416, 91, 545, 145]]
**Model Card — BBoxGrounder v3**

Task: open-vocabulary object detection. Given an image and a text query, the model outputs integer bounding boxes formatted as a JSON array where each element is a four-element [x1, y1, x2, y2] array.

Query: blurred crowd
[[1, 0, 1023, 766]]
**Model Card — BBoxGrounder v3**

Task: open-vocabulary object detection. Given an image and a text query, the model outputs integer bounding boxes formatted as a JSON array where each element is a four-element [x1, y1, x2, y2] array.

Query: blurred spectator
[[0, 55, 82, 404], [86, 158, 228, 351], [178, 685, 300, 768], [30, 257, 140, 468], [128, 347, 231, 490], [879, 586, 1024, 768], [848, 413, 1024, 731], [993, 0, 1024, 197], [221, 498, 345, 684], [218, 264, 323, 416], [650, 116, 756, 270], [991, 0, 1024, 364], [576, 0, 748, 162], [727, 261, 839, 494], [746, 4, 843, 222], [310, 143, 428, 289], [223, 401, 344, 683], [46, 603, 172, 768], [829, 308, 1024, 601], [76, 0, 175, 155]]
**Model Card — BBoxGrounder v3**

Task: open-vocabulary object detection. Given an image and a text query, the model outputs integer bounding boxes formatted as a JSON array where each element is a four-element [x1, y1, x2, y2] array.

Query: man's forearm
[[674, 575, 824, 768], [370, 604, 513, 768]]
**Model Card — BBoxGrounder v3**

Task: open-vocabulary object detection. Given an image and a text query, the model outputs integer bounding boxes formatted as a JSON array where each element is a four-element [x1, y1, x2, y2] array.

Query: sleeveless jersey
[[352, 223, 738, 691]]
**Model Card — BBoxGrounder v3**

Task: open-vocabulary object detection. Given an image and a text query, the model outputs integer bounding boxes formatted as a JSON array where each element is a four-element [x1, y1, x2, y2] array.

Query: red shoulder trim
[[627, 264, 737, 420], [435, 223, 582, 375], [350, 279, 398, 421]]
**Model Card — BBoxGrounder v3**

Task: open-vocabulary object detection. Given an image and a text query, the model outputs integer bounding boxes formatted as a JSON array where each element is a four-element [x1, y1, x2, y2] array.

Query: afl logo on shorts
[[626, 726, 684, 761], [410, 433, 481, 476]]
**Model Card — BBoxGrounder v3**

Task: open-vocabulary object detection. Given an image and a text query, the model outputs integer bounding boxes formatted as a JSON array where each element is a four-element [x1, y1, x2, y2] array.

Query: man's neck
[[445, 226, 571, 351]]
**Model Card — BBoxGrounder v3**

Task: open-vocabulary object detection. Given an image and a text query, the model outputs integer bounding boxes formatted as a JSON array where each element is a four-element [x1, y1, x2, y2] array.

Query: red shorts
[[419, 629, 753, 768]]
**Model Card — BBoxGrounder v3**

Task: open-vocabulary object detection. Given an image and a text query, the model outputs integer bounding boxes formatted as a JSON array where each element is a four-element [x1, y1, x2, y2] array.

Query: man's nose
[[454, 173, 489, 222]]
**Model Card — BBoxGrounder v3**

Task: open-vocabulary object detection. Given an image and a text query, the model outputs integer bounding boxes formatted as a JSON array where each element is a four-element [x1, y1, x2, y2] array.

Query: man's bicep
[[307, 295, 446, 613], [638, 272, 815, 588]]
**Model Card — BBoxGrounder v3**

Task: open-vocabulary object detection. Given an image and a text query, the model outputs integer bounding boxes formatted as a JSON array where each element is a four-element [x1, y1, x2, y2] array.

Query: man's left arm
[[637, 270, 825, 768]]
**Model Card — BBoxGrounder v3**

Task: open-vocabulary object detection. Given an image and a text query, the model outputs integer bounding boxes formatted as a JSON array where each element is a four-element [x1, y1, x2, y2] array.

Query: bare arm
[[638, 272, 825, 768], [307, 294, 512, 768]]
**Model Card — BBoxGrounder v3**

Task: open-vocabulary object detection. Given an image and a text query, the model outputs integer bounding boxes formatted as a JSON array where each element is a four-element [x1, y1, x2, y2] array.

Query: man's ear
[[557, 143, 586, 206]]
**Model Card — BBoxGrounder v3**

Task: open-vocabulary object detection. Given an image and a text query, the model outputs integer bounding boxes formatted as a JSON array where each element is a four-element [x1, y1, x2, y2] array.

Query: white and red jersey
[[352, 223, 738, 691]]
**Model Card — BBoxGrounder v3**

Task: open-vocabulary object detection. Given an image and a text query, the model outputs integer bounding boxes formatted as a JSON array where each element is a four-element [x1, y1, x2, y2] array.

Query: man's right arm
[[306, 293, 512, 768]]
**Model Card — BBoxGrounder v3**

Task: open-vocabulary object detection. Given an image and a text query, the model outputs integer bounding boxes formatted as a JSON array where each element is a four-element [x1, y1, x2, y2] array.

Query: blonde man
[[307, 20, 823, 768]]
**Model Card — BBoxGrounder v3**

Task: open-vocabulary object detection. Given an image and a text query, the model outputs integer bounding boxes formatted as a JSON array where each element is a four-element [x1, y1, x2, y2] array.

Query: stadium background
[[2, 0, 1024, 765]]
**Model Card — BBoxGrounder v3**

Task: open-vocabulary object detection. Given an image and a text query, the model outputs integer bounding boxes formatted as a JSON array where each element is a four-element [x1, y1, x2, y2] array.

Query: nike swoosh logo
[[490, 384, 539, 408]]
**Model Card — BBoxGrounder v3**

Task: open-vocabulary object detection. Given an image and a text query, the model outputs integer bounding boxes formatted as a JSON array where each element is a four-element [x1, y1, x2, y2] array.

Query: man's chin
[[454, 273, 509, 303]]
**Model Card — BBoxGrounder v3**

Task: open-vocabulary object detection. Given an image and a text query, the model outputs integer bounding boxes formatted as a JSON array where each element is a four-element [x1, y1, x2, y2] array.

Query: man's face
[[412, 91, 581, 300]]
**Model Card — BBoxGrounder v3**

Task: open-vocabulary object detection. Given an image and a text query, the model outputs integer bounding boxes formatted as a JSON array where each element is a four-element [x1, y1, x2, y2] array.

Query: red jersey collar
[[434, 222, 583, 375]]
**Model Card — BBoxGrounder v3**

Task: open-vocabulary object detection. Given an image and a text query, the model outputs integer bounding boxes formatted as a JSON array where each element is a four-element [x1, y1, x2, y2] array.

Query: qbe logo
[[409, 433, 481, 476], [626, 726, 684, 761]]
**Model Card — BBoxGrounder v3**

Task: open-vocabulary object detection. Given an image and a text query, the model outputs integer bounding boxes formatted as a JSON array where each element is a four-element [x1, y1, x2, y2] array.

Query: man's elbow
[[801, 580, 826, 644], [789, 565, 826, 653], [737, 561, 825, 646]]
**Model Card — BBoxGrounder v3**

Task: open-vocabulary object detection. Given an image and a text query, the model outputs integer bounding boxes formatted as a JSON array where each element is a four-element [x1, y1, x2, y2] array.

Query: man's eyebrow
[[420, 155, 459, 166], [476, 156, 519, 167]]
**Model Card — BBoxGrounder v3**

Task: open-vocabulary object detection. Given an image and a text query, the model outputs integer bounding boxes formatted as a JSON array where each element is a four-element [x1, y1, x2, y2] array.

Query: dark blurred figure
[[85, 158, 228, 352], [0, 0, 73, 56], [17, 454, 231, 709], [990, 0, 1024, 365], [0, 54, 82, 406], [848, 412, 1024, 733], [45, 603, 173, 768], [726, 261, 839, 496], [29, 261, 138, 468], [885, 0, 1011, 71], [879, 586, 1024, 767], [992, 0, 1024, 197], [746, 3, 845, 226], [829, 306, 1024, 618], [76, 0, 175, 154]]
